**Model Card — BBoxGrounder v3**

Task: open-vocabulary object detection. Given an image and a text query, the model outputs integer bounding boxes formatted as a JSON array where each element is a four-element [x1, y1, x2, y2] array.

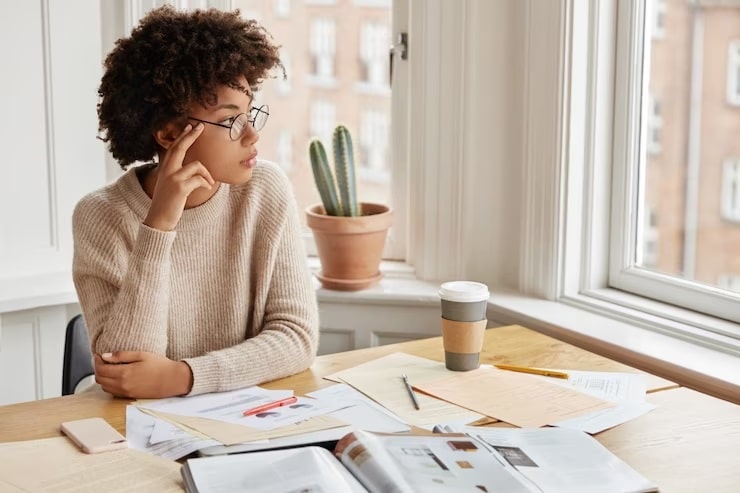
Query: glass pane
[[233, 0, 392, 229], [639, 0, 740, 294]]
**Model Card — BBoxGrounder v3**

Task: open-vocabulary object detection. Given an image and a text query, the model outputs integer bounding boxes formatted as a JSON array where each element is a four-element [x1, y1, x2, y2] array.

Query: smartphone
[[60, 417, 127, 454]]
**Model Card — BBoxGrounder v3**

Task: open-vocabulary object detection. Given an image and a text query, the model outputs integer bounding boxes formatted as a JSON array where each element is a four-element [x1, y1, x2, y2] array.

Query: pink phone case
[[60, 417, 127, 454]]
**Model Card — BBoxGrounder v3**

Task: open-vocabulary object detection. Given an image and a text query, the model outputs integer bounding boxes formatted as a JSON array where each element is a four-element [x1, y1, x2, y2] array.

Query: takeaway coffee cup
[[439, 281, 489, 371]]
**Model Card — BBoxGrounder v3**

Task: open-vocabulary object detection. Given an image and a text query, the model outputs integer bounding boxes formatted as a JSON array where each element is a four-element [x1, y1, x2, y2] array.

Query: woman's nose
[[241, 123, 259, 146]]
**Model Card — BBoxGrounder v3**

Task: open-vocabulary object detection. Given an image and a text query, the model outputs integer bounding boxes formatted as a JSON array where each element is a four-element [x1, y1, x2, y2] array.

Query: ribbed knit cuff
[[134, 223, 177, 262], [182, 354, 221, 396]]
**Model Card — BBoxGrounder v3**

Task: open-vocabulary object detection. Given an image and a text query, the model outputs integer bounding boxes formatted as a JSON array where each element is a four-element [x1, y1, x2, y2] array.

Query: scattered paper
[[126, 405, 221, 460], [552, 400, 657, 434], [415, 366, 615, 428], [307, 384, 410, 432], [327, 353, 485, 427]]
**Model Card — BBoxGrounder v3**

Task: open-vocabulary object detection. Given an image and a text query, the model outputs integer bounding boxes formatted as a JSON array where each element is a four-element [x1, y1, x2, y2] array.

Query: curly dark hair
[[98, 6, 283, 169]]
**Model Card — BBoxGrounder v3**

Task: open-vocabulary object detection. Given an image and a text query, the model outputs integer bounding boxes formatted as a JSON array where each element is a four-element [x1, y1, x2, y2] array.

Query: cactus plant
[[309, 125, 360, 217]]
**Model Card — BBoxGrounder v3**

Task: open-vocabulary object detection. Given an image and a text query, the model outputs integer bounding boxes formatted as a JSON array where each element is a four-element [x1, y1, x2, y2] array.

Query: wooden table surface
[[2, 324, 736, 492]]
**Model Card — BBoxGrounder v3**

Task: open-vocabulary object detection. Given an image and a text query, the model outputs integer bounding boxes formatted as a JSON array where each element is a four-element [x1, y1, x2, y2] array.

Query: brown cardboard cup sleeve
[[441, 318, 487, 353]]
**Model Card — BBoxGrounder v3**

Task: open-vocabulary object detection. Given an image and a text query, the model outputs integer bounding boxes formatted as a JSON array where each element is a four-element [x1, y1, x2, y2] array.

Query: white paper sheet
[[138, 387, 346, 431], [183, 447, 368, 493], [443, 426, 658, 493], [126, 406, 221, 460], [539, 370, 647, 401], [307, 383, 410, 432], [552, 401, 657, 434], [530, 370, 658, 433]]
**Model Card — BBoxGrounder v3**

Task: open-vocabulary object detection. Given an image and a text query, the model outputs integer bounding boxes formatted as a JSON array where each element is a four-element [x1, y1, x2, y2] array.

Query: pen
[[402, 374, 421, 410], [494, 364, 569, 379], [242, 396, 298, 416]]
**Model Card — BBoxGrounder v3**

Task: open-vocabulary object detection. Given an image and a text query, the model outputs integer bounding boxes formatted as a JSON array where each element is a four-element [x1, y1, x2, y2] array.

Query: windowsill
[[486, 289, 740, 404], [309, 260, 740, 404], [309, 258, 441, 305]]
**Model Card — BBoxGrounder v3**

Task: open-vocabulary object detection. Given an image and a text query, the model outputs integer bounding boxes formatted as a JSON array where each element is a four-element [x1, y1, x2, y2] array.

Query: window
[[718, 274, 740, 293], [274, 0, 290, 18], [646, 94, 662, 155], [569, 0, 740, 336], [276, 51, 292, 95], [721, 159, 740, 222], [310, 100, 336, 145], [276, 129, 293, 172], [358, 22, 390, 91], [309, 18, 336, 81], [727, 41, 740, 106], [639, 206, 659, 268], [650, 0, 666, 39], [359, 109, 388, 174]]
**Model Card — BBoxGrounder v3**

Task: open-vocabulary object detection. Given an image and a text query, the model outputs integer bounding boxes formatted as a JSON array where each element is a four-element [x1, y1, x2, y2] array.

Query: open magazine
[[181, 428, 658, 493]]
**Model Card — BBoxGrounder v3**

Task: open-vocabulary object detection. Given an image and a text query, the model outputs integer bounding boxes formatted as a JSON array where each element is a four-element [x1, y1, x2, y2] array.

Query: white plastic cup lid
[[438, 281, 489, 303]]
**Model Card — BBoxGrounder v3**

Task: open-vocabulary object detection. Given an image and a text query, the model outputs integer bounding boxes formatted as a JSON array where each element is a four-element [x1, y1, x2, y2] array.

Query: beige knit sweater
[[72, 161, 319, 395]]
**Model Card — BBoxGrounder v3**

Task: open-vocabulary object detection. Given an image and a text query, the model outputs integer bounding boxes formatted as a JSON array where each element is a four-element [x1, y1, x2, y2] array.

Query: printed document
[[416, 366, 614, 427]]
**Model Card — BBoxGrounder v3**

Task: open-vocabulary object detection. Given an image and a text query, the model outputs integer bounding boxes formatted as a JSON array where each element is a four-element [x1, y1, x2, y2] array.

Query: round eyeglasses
[[188, 104, 269, 141]]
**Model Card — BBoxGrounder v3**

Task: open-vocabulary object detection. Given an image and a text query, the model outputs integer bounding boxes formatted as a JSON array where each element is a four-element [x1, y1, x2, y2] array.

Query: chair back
[[61, 314, 94, 396]]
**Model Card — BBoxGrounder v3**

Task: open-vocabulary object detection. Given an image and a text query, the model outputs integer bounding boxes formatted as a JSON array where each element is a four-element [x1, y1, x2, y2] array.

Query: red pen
[[242, 396, 298, 416]]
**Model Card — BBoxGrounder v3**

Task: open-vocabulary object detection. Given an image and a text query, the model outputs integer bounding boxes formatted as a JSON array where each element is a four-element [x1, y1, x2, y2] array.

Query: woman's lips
[[241, 152, 258, 168]]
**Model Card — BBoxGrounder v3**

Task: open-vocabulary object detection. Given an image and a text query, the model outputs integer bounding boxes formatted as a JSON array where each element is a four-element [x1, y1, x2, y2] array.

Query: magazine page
[[335, 431, 533, 493], [182, 446, 367, 493], [449, 426, 658, 493]]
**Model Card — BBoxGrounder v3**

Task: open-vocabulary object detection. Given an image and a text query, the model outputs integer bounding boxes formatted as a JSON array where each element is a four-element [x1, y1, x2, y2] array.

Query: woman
[[72, 6, 318, 398]]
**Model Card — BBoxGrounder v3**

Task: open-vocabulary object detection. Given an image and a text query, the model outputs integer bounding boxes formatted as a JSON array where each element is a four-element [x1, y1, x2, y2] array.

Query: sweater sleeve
[[183, 174, 319, 395], [72, 197, 176, 355]]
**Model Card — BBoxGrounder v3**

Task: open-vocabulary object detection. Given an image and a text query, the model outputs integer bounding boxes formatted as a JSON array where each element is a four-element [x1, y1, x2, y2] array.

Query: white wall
[[0, 1, 105, 403]]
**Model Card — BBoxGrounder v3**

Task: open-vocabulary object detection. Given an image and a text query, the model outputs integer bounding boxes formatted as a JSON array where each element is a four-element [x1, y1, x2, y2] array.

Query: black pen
[[402, 374, 420, 410]]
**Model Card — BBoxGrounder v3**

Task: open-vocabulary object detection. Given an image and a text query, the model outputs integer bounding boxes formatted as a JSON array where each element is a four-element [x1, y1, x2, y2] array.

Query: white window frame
[[507, 0, 740, 400], [606, 1, 740, 329], [721, 158, 740, 222], [521, 0, 740, 351], [727, 40, 740, 106]]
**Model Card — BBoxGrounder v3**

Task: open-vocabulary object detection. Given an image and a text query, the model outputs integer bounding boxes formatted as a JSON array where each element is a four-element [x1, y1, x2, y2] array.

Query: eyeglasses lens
[[228, 105, 270, 140], [251, 105, 269, 132], [230, 113, 249, 140]]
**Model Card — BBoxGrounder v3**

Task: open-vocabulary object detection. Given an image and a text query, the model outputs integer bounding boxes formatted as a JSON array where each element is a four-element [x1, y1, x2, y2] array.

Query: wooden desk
[[599, 387, 740, 492], [2, 325, 735, 492]]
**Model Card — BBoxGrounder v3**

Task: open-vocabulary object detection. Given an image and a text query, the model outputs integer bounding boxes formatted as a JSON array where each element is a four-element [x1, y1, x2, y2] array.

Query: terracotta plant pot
[[306, 202, 393, 291]]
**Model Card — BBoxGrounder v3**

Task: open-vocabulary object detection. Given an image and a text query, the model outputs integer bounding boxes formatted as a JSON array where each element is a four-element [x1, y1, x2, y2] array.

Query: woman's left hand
[[94, 351, 193, 398]]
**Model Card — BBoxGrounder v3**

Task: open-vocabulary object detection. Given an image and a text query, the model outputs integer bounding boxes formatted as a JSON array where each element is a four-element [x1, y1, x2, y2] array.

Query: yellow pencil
[[494, 364, 569, 379]]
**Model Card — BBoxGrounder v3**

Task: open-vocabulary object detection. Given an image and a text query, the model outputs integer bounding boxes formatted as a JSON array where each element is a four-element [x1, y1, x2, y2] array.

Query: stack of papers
[[126, 384, 411, 459], [325, 352, 656, 434]]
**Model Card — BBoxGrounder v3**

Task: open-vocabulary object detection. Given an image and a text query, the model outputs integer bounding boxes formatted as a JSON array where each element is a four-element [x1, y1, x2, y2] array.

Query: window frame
[[521, 0, 740, 351], [606, 0, 740, 328]]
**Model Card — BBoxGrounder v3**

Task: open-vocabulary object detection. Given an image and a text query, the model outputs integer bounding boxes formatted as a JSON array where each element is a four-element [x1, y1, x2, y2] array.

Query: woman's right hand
[[144, 122, 215, 231]]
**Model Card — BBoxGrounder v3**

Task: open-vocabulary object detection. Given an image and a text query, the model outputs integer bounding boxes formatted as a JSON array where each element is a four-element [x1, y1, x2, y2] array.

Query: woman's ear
[[153, 121, 186, 150]]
